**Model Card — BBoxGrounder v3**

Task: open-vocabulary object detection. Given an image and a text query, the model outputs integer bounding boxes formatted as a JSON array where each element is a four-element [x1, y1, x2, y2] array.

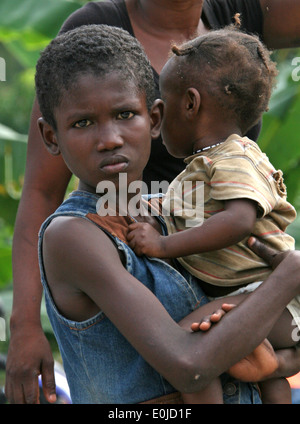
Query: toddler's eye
[[117, 111, 134, 120], [74, 119, 92, 128]]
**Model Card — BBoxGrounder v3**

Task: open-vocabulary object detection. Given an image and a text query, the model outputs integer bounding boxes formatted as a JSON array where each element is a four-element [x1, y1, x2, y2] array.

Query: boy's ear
[[184, 88, 201, 119], [150, 99, 163, 139], [38, 117, 61, 156]]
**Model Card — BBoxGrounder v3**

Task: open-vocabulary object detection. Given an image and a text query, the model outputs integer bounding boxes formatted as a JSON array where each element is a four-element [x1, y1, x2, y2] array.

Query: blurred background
[[0, 0, 300, 402]]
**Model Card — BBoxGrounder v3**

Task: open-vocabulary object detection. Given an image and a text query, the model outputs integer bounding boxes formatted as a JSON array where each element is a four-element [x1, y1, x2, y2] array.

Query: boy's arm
[[41, 216, 300, 393], [128, 198, 257, 258]]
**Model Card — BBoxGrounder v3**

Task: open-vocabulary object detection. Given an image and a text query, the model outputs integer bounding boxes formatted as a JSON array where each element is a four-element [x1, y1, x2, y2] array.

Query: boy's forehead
[[62, 70, 139, 96], [55, 72, 147, 113]]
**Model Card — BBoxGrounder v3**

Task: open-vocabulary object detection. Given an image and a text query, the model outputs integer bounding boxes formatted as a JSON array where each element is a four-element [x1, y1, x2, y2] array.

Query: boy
[[127, 27, 300, 403]]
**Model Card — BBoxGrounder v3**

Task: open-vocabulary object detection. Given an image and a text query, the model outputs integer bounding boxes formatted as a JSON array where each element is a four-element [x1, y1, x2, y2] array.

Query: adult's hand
[[247, 236, 290, 269], [5, 324, 56, 404]]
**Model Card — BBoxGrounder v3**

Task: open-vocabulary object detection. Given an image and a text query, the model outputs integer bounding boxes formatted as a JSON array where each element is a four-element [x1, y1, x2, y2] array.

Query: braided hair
[[170, 19, 278, 134], [35, 25, 156, 129]]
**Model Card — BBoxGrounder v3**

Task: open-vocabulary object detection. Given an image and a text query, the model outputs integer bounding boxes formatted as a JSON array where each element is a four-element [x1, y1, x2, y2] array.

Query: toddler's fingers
[[221, 303, 236, 312], [191, 321, 211, 332], [190, 304, 236, 332]]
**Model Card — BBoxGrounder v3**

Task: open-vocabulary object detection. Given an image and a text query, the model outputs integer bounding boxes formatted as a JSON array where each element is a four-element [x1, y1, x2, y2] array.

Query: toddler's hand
[[191, 303, 236, 332], [127, 222, 165, 257]]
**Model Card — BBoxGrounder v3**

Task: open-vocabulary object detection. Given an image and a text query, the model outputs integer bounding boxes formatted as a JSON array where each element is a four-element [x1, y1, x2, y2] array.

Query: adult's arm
[[5, 99, 72, 404], [42, 217, 300, 393], [260, 0, 300, 48]]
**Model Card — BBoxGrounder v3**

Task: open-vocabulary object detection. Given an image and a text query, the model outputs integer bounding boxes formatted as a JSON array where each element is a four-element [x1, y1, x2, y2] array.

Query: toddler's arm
[[128, 198, 257, 258]]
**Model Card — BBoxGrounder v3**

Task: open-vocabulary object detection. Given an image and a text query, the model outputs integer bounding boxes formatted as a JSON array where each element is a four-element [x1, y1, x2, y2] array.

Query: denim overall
[[38, 190, 261, 404]]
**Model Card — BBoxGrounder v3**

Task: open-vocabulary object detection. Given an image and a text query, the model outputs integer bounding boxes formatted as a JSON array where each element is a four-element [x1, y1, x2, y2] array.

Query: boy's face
[[44, 73, 157, 193]]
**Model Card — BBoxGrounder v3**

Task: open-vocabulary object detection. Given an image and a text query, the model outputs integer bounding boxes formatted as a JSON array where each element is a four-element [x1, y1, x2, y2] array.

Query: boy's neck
[[78, 179, 150, 217]]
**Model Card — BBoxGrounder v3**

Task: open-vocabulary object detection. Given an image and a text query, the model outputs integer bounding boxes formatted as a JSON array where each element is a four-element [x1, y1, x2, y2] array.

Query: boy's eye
[[117, 111, 134, 120], [74, 119, 92, 128]]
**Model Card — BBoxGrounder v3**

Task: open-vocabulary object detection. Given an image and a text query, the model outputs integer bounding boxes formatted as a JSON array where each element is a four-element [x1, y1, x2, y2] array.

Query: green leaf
[[4, 39, 42, 69], [258, 52, 300, 208], [0, 196, 19, 226], [287, 214, 300, 249], [284, 165, 300, 209], [0, 124, 27, 200], [260, 91, 300, 171], [0, 123, 27, 143], [0, 0, 82, 39], [0, 248, 12, 288], [0, 220, 12, 288]]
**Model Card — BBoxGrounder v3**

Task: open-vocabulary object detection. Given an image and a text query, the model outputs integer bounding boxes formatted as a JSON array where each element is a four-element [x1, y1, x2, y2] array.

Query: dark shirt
[[60, 0, 264, 189]]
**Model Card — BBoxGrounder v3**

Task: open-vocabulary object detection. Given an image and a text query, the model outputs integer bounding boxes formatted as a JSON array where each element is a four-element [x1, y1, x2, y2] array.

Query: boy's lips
[[99, 154, 129, 174]]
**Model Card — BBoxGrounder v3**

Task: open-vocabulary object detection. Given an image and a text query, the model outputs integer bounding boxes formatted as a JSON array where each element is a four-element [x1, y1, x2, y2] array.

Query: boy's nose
[[96, 125, 124, 151]]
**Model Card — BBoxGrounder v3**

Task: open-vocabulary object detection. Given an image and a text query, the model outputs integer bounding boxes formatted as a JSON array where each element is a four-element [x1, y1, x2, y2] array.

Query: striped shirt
[[163, 135, 296, 287]]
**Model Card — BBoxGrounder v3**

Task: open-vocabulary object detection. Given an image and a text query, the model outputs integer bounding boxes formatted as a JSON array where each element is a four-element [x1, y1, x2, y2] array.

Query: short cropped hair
[[35, 25, 156, 129], [170, 24, 278, 134]]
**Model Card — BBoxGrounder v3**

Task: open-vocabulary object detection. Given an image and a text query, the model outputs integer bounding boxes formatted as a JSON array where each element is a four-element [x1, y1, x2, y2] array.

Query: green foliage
[[0, 0, 89, 358], [259, 50, 300, 210], [0, 217, 12, 289], [0, 0, 85, 291], [258, 49, 300, 244], [0, 0, 82, 38]]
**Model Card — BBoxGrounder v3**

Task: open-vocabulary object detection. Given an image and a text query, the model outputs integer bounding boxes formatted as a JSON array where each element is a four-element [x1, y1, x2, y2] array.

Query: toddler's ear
[[185, 88, 201, 119], [38, 117, 61, 156], [150, 99, 163, 139]]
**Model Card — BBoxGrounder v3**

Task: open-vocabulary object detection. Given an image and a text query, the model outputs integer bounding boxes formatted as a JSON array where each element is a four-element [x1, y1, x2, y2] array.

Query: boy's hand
[[127, 222, 166, 257], [228, 339, 279, 382]]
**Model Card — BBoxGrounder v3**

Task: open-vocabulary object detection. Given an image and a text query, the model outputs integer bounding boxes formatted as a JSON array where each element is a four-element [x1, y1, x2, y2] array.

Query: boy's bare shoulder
[[43, 215, 116, 257], [42, 215, 125, 294], [44, 214, 94, 233]]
